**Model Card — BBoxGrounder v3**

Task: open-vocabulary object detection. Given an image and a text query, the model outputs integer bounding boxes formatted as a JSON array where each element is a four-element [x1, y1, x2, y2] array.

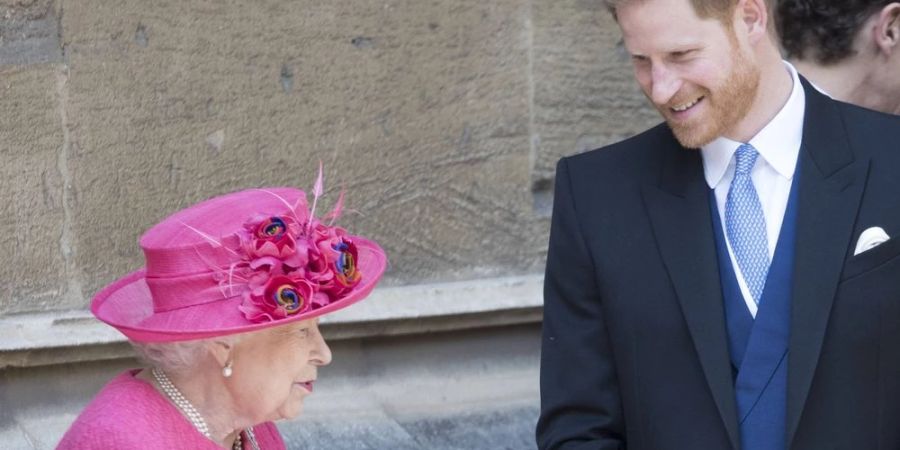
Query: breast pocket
[[841, 234, 900, 282]]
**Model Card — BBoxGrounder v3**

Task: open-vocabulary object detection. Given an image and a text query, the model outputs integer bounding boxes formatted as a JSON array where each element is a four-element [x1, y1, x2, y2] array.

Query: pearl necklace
[[152, 367, 211, 438], [151, 368, 260, 450], [235, 427, 261, 450]]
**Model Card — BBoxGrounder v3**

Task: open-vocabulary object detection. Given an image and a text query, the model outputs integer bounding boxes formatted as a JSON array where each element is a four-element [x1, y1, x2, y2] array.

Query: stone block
[[0, 425, 34, 450], [278, 405, 540, 450], [58, 0, 547, 305], [11, 413, 76, 450], [396, 405, 538, 450], [531, 0, 660, 186], [0, 65, 69, 314], [0, 0, 61, 66], [281, 412, 422, 450]]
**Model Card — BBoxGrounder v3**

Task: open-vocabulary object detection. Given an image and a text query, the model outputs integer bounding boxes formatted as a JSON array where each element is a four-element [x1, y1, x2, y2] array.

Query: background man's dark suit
[[537, 80, 900, 449]]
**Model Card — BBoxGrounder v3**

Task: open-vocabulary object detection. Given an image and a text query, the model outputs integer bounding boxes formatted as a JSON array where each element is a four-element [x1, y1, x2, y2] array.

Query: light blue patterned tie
[[725, 144, 770, 305]]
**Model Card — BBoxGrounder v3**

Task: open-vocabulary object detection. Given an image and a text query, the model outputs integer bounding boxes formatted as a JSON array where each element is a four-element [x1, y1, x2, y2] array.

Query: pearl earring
[[223, 361, 233, 378]]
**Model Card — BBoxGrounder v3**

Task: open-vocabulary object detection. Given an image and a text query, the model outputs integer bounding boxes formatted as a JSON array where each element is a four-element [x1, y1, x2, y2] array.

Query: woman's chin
[[279, 404, 303, 420], [275, 388, 308, 420]]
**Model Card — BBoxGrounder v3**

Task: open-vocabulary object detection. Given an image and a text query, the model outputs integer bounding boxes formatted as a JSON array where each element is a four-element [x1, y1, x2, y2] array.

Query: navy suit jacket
[[537, 79, 900, 450]]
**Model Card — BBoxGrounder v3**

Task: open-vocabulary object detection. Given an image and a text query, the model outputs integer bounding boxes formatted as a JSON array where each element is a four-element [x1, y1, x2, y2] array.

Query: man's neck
[[726, 55, 795, 143], [792, 59, 871, 106]]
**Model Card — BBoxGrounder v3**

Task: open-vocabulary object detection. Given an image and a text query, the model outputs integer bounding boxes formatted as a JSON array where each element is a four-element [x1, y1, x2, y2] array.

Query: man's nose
[[649, 64, 681, 106]]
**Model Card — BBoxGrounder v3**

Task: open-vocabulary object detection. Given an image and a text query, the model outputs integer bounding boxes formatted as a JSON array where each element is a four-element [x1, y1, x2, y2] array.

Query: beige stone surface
[[0, 0, 61, 66], [0, 0, 40, 7], [0, 65, 69, 314], [55, 0, 546, 307], [0, 0, 48, 17], [0, 0, 663, 316], [531, 0, 659, 184]]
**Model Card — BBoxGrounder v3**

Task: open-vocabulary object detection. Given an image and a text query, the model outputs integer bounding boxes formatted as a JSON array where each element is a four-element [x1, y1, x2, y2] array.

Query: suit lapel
[[643, 136, 741, 450], [785, 78, 870, 447]]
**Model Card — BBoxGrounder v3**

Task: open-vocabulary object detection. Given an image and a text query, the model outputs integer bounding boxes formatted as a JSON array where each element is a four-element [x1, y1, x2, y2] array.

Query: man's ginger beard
[[654, 35, 760, 149]]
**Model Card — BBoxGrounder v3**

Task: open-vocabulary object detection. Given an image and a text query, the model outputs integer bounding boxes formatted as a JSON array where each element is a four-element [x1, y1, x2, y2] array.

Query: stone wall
[[0, 0, 656, 317], [1, 2, 659, 447]]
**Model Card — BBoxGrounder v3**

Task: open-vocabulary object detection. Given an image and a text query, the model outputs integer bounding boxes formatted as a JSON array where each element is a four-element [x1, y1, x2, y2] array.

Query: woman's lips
[[296, 381, 314, 392]]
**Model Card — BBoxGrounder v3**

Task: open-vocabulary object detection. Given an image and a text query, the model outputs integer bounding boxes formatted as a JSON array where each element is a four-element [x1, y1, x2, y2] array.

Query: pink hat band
[[146, 272, 238, 313], [91, 186, 388, 342], [143, 234, 242, 276], [142, 231, 250, 313]]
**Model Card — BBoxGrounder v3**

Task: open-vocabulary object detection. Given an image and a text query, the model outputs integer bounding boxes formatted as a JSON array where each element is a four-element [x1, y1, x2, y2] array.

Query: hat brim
[[91, 237, 387, 342]]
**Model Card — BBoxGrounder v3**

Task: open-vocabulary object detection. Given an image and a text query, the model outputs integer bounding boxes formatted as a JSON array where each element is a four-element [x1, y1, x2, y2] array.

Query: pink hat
[[91, 183, 387, 343]]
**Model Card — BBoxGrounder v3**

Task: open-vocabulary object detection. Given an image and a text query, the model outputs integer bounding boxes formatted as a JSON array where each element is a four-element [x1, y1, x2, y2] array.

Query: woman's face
[[227, 318, 332, 422]]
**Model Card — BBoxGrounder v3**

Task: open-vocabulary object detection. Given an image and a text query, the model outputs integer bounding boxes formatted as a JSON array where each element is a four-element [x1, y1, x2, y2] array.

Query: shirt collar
[[700, 61, 806, 188]]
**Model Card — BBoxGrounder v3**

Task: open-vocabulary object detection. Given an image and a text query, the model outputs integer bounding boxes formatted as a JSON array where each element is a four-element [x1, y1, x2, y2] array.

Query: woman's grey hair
[[131, 334, 242, 375]]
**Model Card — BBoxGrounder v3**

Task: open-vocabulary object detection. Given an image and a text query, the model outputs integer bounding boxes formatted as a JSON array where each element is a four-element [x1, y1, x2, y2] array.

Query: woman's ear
[[874, 3, 900, 56], [206, 339, 234, 368]]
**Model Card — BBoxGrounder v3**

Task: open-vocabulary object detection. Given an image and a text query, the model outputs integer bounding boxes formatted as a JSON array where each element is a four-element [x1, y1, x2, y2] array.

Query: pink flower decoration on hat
[[228, 165, 367, 324], [242, 216, 306, 268], [306, 224, 361, 295], [332, 239, 361, 288], [239, 275, 314, 322], [323, 239, 361, 295]]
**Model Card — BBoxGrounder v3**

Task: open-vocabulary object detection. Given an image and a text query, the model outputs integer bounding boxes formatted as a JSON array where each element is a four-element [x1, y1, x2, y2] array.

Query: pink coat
[[57, 370, 287, 449]]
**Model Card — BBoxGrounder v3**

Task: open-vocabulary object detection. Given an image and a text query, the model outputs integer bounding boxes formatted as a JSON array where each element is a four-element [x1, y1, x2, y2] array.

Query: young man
[[777, 0, 900, 114], [537, 0, 900, 449]]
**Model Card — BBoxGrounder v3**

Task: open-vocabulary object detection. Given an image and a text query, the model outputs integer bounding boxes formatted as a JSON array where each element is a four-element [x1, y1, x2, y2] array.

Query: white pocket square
[[854, 226, 890, 256]]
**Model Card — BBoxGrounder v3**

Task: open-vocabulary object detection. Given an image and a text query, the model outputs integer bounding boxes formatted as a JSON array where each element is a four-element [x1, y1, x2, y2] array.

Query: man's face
[[618, 0, 761, 148]]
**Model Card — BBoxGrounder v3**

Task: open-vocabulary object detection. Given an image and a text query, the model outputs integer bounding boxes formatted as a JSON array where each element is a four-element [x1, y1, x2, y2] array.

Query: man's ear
[[736, 0, 769, 44], [874, 3, 900, 56]]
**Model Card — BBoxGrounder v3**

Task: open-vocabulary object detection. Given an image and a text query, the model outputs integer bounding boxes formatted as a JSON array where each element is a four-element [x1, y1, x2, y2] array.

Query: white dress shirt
[[700, 62, 806, 318]]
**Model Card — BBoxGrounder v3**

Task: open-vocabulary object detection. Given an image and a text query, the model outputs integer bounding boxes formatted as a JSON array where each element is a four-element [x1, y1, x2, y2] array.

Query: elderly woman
[[57, 181, 386, 450]]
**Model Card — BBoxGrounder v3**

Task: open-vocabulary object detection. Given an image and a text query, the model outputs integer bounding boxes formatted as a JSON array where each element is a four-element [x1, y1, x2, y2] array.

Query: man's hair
[[603, 0, 739, 23], [777, 0, 892, 64]]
